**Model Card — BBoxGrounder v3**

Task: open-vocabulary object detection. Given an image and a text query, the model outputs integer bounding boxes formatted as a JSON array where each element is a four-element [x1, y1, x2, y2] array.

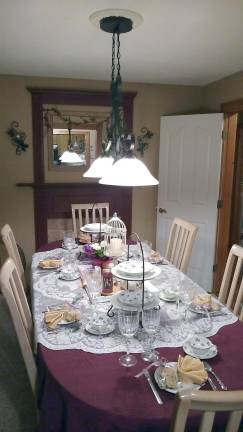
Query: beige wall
[[203, 71, 243, 111], [0, 74, 202, 263]]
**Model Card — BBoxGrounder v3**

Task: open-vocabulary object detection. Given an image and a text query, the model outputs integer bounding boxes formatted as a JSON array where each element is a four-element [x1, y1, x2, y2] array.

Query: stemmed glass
[[63, 230, 76, 276], [141, 307, 161, 362], [179, 285, 195, 322], [118, 309, 139, 367]]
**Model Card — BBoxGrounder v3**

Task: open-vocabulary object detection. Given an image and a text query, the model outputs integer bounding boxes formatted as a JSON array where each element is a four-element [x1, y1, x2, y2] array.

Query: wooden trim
[[213, 113, 238, 294], [221, 99, 243, 113]]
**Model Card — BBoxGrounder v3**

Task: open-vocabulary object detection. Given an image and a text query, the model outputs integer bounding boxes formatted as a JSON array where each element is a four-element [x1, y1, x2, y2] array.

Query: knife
[[80, 273, 93, 304], [144, 370, 163, 405]]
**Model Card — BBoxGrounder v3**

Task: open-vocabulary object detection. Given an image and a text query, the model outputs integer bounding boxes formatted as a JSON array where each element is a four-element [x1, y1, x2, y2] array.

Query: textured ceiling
[[0, 0, 243, 85]]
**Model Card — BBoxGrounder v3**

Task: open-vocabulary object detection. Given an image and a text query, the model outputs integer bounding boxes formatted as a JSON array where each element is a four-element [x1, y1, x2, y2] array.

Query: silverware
[[207, 375, 217, 391], [144, 370, 163, 404], [135, 358, 165, 378], [203, 361, 227, 390], [79, 273, 93, 304]]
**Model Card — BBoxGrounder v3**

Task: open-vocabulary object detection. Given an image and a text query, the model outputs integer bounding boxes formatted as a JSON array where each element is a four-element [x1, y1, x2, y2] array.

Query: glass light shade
[[59, 151, 85, 166], [99, 157, 159, 186], [83, 156, 114, 178]]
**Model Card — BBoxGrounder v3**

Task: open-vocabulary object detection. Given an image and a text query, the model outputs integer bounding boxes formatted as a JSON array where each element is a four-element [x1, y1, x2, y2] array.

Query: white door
[[156, 114, 223, 291]]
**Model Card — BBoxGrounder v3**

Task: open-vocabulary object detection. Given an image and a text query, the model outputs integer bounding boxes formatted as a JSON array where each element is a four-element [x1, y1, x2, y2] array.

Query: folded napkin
[[150, 250, 162, 263], [39, 258, 64, 269], [177, 355, 208, 385], [79, 233, 91, 244], [192, 294, 220, 311], [44, 306, 81, 330]]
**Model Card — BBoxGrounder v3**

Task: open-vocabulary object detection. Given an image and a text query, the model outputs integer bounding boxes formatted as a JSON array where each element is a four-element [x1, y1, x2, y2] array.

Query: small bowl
[[189, 335, 213, 356]]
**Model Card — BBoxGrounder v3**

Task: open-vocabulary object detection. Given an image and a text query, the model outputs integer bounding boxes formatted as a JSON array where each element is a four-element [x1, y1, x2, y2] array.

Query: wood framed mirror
[[27, 88, 136, 248]]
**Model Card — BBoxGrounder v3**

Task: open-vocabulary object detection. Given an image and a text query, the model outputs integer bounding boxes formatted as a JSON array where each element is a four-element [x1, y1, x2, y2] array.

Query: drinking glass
[[83, 266, 102, 302], [118, 309, 139, 367], [179, 285, 195, 321], [63, 230, 76, 276], [141, 240, 152, 261], [141, 307, 161, 362], [194, 307, 213, 335]]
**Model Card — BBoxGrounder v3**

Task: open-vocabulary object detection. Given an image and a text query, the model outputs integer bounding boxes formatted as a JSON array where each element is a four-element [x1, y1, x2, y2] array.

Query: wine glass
[[118, 309, 139, 367], [141, 307, 161, 362]]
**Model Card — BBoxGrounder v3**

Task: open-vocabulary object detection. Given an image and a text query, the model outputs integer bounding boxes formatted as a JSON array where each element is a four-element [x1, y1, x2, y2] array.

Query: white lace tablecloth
[[32, 248, 238, 354]]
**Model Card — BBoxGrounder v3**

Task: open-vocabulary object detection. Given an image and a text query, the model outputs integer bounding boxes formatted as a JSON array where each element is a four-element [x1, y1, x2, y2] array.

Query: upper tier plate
[[80, 223, 108, 233], [115, 260, 154, 277]]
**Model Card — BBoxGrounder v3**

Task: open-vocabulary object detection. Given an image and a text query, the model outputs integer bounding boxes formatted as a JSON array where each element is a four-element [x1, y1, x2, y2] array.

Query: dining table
[[33, 241, 243, 432]]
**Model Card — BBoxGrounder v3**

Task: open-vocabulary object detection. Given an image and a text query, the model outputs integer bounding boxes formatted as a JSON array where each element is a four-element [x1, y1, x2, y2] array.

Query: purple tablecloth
[[37, 242, 243, 432]]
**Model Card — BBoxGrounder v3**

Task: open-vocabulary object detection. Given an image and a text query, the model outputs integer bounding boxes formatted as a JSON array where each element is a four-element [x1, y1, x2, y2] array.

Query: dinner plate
[[189, 302, 222, 315], [182, 341, 218, 360], [154, 362, 202, 394], [112, 266, 161, 281], [85, 322, 115, 335]]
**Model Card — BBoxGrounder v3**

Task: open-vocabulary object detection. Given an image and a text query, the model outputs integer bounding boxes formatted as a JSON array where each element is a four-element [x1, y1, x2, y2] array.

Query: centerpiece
[[80, 241, 110, 260]]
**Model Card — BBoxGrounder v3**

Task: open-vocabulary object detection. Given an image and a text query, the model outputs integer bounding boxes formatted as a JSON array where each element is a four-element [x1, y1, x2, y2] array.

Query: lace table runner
[[32, 248, 238, 354]]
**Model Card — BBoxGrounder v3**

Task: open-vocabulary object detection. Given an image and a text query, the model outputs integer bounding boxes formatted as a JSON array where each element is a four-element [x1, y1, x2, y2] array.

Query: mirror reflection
[[43, 106, 111, 170]]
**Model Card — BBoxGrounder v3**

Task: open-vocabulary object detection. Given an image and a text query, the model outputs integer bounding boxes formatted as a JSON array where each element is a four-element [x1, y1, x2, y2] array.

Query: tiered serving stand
[[108, 260, 161, 316]]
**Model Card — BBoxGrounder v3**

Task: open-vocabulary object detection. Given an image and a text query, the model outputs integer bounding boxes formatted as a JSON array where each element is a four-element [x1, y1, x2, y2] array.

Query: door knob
[[158, 208, 167, 214]]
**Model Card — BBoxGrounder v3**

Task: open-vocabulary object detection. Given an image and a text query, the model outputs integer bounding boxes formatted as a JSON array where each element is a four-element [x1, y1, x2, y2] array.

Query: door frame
[[213, 98, 243, 294]]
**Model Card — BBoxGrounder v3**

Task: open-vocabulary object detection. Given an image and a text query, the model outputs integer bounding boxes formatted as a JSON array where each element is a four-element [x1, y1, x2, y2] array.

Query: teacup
[[91, 313, 111, 332], [189, 335, 213, 356]]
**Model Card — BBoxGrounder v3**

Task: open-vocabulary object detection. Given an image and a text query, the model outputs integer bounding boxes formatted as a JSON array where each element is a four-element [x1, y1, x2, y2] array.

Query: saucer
[[58, 271, 80, 281], [159, 291, 177, 302], [183, 341, 218, 359], [85, 321, 115, 335], [62, 242, 79, 250]]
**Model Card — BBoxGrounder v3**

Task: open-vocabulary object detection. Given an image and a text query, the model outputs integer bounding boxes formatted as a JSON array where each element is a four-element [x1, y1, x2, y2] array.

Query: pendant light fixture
[[59, 117, 86, 166], [84, 9, 159, 186]]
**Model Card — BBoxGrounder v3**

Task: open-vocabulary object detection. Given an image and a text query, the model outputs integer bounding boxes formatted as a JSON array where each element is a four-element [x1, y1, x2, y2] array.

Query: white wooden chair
[[71, 203, 109, 237], [218, 244, 243, 318], [165, 217, 198, 273], [0, 258, 36, 393], [170, 389, 243, 432], [1, 223, 27, 291]]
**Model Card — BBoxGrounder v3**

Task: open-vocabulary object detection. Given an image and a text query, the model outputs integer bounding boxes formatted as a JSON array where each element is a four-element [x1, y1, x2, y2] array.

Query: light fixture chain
[[116, 33, 121, 79], [111, 33, 116, 82]]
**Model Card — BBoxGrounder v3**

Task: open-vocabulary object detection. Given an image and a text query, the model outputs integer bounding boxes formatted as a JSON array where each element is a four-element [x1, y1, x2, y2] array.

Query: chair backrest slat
[[71, 203, 109, 237], [170, 389, 243, 432], [218, 244, 243, 319], [1, 224, 26, 290], [0, 258, 36, 393], [165, 218, 198, 273]]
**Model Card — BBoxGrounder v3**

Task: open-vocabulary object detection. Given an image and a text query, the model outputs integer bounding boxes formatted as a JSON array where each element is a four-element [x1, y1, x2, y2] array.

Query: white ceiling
[[0, 0, 243, 85]]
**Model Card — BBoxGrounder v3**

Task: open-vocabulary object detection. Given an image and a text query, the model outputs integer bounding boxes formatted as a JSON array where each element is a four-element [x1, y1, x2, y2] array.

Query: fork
[[135, 358, 166, 378], [203, 361, 228, 391]]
